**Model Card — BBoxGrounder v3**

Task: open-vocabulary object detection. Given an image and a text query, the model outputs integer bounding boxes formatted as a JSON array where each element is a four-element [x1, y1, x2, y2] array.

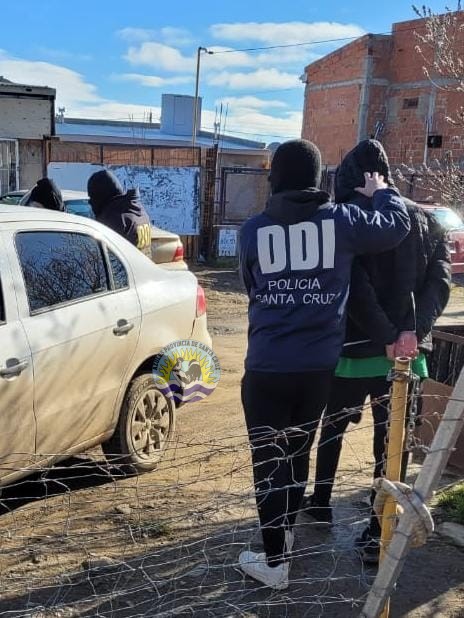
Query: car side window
[[108, 250, 129, 290], [16, 231, 109, 313]]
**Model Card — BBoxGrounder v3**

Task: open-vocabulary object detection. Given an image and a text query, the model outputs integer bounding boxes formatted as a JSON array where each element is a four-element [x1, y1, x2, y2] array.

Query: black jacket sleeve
[[415, 229, 451, 341], [348, 258, 400, 346]]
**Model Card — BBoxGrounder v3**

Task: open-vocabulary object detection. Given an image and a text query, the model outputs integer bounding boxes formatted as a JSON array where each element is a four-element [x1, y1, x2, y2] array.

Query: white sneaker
[[238, 551, 289, 590], [285, 530, 295, 553]]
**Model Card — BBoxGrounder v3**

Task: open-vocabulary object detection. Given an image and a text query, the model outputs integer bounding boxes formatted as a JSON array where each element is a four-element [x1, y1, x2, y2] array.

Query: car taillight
[[173, 245, 184, 262], [196, 285, 207, 317]]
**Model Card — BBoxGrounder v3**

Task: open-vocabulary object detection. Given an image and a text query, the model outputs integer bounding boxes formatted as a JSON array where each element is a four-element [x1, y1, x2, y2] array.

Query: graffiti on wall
[[48, 162, 201, 235]]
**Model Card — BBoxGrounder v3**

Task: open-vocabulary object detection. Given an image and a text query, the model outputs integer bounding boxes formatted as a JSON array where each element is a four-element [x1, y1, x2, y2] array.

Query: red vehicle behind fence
[[416, 203, 464, 275]]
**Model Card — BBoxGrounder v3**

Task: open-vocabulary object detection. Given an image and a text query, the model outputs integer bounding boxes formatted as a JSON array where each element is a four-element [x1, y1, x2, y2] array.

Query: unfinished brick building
[[301, 12, 464, 172]]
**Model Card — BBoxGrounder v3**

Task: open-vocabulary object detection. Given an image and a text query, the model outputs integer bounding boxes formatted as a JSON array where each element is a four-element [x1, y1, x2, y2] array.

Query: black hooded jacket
[[87, 170, 152, 258], [28, 178, 64, 211], [339, 140, 451, 357]]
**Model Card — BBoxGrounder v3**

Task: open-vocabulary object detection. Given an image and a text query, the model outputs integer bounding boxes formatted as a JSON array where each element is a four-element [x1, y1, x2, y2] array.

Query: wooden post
[[362, 364, 464, 617], [379, 357, 411, 618]]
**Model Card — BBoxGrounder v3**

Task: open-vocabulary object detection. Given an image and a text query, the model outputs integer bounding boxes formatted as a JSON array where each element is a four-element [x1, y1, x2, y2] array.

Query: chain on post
[[406, 376, 420, 451]]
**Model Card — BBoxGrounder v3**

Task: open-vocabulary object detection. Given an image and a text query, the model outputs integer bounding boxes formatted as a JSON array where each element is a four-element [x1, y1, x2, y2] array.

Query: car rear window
[[432, 208, 464, 231], [65, 199, 94, 219], [16, 231, 109, 312], [108, 250, 129, 290]]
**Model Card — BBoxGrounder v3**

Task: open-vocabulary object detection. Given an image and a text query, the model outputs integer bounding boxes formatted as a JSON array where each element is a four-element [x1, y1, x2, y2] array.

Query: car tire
[[102, 374, 175, 473]]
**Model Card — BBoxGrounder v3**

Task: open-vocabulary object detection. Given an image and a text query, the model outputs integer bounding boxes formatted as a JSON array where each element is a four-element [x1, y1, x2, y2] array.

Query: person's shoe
[[238, 551, 289, 590], [302, 495, 333, 525], [356, 529, 380, 565], [285, 529, 295, 553]]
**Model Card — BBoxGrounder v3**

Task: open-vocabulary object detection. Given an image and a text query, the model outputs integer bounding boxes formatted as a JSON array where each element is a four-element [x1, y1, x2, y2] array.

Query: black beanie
[[269, 139, 322, 194], [28, 178, 64, 211], [87, 170, 123, 216]]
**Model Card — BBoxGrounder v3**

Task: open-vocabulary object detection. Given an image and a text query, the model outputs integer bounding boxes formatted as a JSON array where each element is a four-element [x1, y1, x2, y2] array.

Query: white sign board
[[218, 229, 238, 257], [112, 165, 200, 235], [48, 162, 201, 235]]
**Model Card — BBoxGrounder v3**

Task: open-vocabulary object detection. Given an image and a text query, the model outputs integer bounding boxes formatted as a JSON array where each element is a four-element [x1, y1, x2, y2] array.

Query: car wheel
[[102, 374, 175, 473]]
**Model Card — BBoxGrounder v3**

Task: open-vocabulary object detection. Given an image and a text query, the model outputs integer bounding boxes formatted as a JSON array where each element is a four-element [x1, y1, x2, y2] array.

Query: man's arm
[[339, 173, 410, 255], [415, 232, 451, 341], [348, 259, 400, 346]]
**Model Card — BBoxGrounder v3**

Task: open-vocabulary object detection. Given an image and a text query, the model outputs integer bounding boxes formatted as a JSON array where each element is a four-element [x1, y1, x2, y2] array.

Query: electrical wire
[[205, 25, 427, 55]]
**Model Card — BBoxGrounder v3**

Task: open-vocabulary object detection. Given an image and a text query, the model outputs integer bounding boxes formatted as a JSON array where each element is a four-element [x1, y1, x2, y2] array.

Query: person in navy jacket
[[238, 139, 410, 590]]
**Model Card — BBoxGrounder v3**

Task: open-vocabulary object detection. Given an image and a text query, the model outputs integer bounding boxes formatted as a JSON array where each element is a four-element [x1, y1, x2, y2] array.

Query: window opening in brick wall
[[403, 97, 419, 109], [427, 135, 443, 148]]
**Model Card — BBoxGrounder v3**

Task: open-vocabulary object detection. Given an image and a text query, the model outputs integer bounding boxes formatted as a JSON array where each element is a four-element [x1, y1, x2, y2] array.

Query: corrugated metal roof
[[56, 119, 267, 154]]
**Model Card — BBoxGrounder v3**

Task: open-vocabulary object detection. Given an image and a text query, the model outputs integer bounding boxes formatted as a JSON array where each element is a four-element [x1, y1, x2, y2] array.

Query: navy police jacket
[[239, 187, 410, 372]]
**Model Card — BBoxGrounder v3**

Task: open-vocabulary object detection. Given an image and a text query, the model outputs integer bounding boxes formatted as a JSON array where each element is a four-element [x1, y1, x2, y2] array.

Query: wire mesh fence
[[0, 379, 462, 617]]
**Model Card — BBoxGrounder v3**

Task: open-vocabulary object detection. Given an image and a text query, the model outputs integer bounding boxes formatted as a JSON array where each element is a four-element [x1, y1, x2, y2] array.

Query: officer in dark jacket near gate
[[303, 139, 451, 563], [87, 170, 152, 259]]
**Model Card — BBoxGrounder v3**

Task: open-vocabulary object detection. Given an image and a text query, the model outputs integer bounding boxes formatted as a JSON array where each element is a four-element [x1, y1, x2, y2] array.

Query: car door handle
[[113, 320, 135, 336], [0, 359, 29, 379]]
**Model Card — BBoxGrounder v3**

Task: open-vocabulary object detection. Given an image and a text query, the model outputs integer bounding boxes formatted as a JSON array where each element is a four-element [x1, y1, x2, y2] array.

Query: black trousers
[[313, 376, 391, 537], [242, 369, 333, 566]]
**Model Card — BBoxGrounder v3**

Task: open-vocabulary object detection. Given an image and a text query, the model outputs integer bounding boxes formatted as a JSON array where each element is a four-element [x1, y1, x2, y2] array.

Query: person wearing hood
[[27, 178, 64, 211], [237, 139, 410, 590], [303, 139, 451, 564], [87, 170, 152, 258]]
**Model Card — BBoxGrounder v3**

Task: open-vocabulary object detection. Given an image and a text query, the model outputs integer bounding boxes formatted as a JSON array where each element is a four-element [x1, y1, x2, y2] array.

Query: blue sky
[[0, 0, 452, 141]]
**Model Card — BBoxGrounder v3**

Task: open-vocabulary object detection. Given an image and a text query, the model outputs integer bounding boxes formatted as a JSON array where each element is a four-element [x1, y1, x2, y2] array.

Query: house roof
[[0, 77, 56, 98], [56, 118, 267, 155]]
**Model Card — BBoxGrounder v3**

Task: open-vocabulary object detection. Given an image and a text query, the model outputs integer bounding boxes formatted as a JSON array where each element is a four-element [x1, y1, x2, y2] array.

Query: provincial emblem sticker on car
[[152, 340, 221, 406]]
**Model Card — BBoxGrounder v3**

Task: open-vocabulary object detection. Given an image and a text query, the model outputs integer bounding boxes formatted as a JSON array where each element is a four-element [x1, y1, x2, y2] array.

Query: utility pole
[[192, 46, 212, 149]]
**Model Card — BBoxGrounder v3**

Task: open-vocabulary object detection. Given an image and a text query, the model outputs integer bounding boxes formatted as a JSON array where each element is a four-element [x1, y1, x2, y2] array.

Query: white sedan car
[[19, 190, 187, 269], [0, 206, 211, 486]]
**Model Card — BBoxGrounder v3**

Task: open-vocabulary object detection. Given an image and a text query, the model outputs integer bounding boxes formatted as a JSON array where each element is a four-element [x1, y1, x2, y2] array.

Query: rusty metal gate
[[0, 139, 19, 196], [219, 166, 270, 224]]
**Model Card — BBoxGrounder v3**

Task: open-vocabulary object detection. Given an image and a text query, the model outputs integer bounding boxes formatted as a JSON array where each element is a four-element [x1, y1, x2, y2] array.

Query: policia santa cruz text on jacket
[[239, 187, 411, 373]]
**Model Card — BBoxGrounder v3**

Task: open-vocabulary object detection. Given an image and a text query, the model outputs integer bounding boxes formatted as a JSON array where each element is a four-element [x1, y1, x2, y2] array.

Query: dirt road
[[0, 268, 462, 617]]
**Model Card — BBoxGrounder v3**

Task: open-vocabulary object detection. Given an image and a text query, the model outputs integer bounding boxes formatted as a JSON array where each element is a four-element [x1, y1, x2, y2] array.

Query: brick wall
[[51, 142, 199, 167], [51, 141, 268, 175], [302, 12, 464, 170]]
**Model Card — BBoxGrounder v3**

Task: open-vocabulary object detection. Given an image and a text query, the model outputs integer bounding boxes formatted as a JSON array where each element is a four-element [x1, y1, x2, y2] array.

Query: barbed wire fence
[[0, 375, 462, 617]]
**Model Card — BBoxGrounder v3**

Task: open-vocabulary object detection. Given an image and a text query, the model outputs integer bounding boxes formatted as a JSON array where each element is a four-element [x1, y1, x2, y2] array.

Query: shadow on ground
[[0, 482, 462, 617], [0, 456, 120, 515]]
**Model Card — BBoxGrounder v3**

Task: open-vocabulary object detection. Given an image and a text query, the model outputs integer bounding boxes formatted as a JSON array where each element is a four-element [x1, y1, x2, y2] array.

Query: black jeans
[[242, 369, 333, 566], [313, 376, 391, 537]]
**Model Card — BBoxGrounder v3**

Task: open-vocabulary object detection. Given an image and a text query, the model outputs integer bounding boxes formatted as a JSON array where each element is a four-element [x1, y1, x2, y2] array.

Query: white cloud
[[70, 102, 160, 122], [214, 96, 288, 110], [117, 28, 156, 43], [125, 42, 195, 72], [0, 50, 300, 140], [115, 72, 193, 87], [208, 68, 299, 90], [0, 51, 157, 121], [117, 26, 194, 47], [160, 27, 195, 47], [210, 21, 365, 45], [0, 52, 99, 105], [125, 42, 254, 72], [203, 108, 302, 140], [123, 40, 322, 75]]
